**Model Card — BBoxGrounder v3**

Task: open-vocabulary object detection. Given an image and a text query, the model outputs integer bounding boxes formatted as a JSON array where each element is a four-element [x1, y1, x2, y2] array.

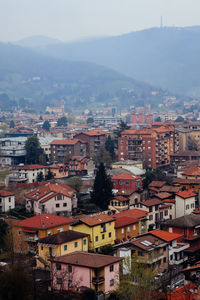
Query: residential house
[[74, 130, 106, 156], [18, 164, 47, 183], [173, 178, 200, 193], [72, 214, 115, 251], [114, 216, 139, 243], [111, 173, 142, 194], [68, 156, 95, 176], [50, 139, 87, 163], [50, 251, 121, 294], [37, 230, 89, 268], [48, 164, 68, 179], [108, 196, 130, 213], [25, 182, 77, 216], [175, 190, 196, 218], [165, 214, 200, 263], [0, 190, 15, 213], [13, 213, 74, 254]]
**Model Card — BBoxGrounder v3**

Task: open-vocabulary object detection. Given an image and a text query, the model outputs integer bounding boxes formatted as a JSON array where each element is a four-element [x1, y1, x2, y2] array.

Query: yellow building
[[37, 230, 89, 268], [12, 214, 74, 254], [72, 214, 115, 252]]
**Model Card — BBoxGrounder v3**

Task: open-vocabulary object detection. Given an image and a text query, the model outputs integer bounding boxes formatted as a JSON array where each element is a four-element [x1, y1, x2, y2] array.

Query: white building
[[0, 190, 15, 213], [18, 164, 47, 183], [175, 190, 196, 218]]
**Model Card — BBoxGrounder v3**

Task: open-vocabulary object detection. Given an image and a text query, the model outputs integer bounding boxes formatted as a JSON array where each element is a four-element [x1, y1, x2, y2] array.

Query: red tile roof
[[148, 229, 182, 242], [19, 164, 46, 170], [115, 208, 148, 220], [140, 198, 162, 207], [163, 199, 175, 204], [50, 138, 84, 145], [112, 173, 141, 180], [176, 190, 196, 199], [167, 283, 197, 300], [115, 216, 138, 228], [26, 182, 76, 203], [154, 192, 172, 199], [182, 166, 200, 176], [0, 190, 15, 197], [80, 214, 114, 227], [149, 181, 166, 188], [14, 213, 74, 230], [113, 195, 128, 202], [82, 130, 106, 136]]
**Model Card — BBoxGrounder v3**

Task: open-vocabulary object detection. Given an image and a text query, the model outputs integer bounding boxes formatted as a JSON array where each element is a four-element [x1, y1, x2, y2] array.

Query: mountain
[[0, 42, 168, 111], [15, 35, 63, 49], [33, 26, 200, 97]]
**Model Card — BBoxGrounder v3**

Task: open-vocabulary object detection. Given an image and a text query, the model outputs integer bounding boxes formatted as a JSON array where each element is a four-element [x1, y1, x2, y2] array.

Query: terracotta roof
[[147, 229, 182, 242], [82, 130, 106, 136], [128, 234, 164, 251], [19, 164, 46, 170], [14, 214, 74, 230], [149, 181, 166, 188], [26, 182, 76, 202], [80, 214, 114, 227], [154, 192, 172, 199], [176, 190, 196, 199], [160, 185, 181, 193], [0, 190, 15, 197], [113, 195, 129, 202], [115, 216, 138, 229], [182, 166, 200, 176], [163, 199, 175, 204], [112, 173, 141, 180], [38, 230, 89, 245], [50, 138, 84, 145], [51, 251, 122, 268], [181, 264, 200, 272], [114, 208, 148, 220], [165, 214, 200, 228], [167, 283, 197, 300], [140, 198, 162, 207], [173, 178, 200, 184]]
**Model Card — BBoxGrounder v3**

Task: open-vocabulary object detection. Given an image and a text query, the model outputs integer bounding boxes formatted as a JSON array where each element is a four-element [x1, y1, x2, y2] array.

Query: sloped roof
[[140, 198, 162, 207], [112, 173, 141, 180], [38, 230, 89, 245], [50, 139, 84, 145], [154, 192, 172, 199], [149, 181, 166, 188], [147, 229, 182, 242], [80, 214, 114, 227], [51, 251, 122, 268], [14, 214, 74, 230], [176, 190, 196, 199], [115, 216, 138, 228], [114, 208, 148, 220], [82, 130, 106, 136], [165, 214, 200, 228], [0, 190, 15, 197], [160, 185, 181, 193], [19, 164, 46, 170]]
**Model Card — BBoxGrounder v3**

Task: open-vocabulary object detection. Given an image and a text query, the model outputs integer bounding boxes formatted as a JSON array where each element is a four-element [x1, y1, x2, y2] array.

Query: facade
[[68, 156, 95, 176], [50, 251, 121, 294], [118, 126, 178, 169], [74, 130, 106, 156], [12, 214, 74, 254], [0, 190, 15, 213], [108, 196, 130, 213], [114, 216, 139, 242], [111, 173, 142, 194], [50, 139, 87, 163], [175, 190, 196, 218], [37, 230, 89, 268], [72, 214, 115, 251], [18, 164, 47, 183], [25, 182, 77, 216]]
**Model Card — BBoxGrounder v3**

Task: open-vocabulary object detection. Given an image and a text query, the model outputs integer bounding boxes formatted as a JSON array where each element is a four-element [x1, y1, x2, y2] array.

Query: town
[[1, 101, 200, 300]]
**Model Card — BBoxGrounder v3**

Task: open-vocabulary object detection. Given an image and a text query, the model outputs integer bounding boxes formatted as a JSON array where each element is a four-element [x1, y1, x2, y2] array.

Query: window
[[83, 239, 87, 245], [18, 230, 22, 235], [127, 226, 130, 232], [9, 197, 11, 202], [68, 280, 72, 288], [149, 206, 153, 213], [138, 251, 144, 256], [125, 181, 129, 186], [155, 205, 159, 211], [186, 204, 189, 210], [56, 203, 60, 208], [64, 245, 67, 251], [68, 265, 72, 273], [41, 246, 43, 251], [164, 210, 168, 216], [133, 225, 136, 230], [191, 203, 195, 208], [56, 263, 61, 270], [47, 231, 51, 235], [149, 215, 153, 221], [57, 228, 63, 232], [74, 242, 78, 248], [56, 278, 62, 285], [163, 257, 166, 263], [110, 279, 114, 286], [109, 232, 111, 238], [102, 234, 105, 240], [170, 255, 173, 260], [110, 265, 114, 272], [121, 228, 124, 234], [57, 194, 62, 200], [95, 236, 98, 242], [63, 203, 67, 207]]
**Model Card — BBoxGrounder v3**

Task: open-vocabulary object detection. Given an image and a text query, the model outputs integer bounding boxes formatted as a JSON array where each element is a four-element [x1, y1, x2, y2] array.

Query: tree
[[9, 120, 15, 128], [25, 135, 44, 164], [45, 168, 54, 180], [65, 176, 82, 195], [0, 219, 8, 250], [91, 162, 113, 209], [105, 135, 115, 160], [42, 120, 50, 131], [39, 115, 43, 120], [116, 253, 156, 300], [92, 148, 112, 168], [155, 116, 161, 122], [36, 171, 44, 182], [86, 117, 94, 124], [114, 121, 130, 139], [57, 116, 68, 127]]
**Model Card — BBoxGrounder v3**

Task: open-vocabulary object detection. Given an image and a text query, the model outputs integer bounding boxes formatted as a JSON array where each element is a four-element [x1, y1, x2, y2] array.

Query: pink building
[[50, 251, 121, 294]]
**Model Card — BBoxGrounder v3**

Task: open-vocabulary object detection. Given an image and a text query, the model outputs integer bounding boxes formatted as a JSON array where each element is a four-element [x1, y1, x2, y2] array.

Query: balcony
[[170, 257, 188, 265], [24, 235, 38, 242], [169, 243, 189, 253], [92, 277, 105, 285]]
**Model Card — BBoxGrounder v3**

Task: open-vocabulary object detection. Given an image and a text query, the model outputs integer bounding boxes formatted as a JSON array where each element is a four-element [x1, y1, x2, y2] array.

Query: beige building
[[175, 190, 196, 218]]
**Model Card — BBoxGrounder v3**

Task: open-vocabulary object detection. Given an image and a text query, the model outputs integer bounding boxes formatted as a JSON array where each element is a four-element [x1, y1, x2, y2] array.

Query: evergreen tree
[[105, 135, 115, 160], [45, 168, 54, 180], [114, 121, 130, 138], [91, 163, 113, 210], [25, 135, 44, 164], [36, 171, 44, 182], [42, 120, 50, 131], [9, 120, 15, 128], [57, 116, 68, 127]]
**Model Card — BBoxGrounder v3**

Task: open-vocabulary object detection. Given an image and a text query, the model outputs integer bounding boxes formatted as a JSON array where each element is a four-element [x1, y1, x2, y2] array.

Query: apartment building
[[118, 126, 178, 169], [0, 190, 15, 213], [74, 130, 106, 156], [50, 139, 87, 163]]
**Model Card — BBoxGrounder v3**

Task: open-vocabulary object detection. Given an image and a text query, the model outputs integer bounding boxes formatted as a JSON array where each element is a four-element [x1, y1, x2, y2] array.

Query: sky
[[1, 0, 200, 42]]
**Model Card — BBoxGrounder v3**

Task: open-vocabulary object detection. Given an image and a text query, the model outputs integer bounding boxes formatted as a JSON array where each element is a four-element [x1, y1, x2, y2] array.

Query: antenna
[[160, 16, 163, 28]]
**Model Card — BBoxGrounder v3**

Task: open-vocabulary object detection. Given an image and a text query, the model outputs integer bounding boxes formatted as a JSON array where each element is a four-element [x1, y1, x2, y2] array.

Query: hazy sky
[[1, 0, 200, 42]]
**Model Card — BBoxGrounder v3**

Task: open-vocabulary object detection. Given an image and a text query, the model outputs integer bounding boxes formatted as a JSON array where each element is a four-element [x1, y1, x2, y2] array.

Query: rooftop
[[112, 173, 141, 180], [115, 216, 138, 229], [176, 190, 196, 199], [79, 214, 114, 227], [147, 229, 182, 242], [165, 213, 200, 228], [38, 230, 89, 245], [149, 181, 166, 188], [0, 190, 15, 197]]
